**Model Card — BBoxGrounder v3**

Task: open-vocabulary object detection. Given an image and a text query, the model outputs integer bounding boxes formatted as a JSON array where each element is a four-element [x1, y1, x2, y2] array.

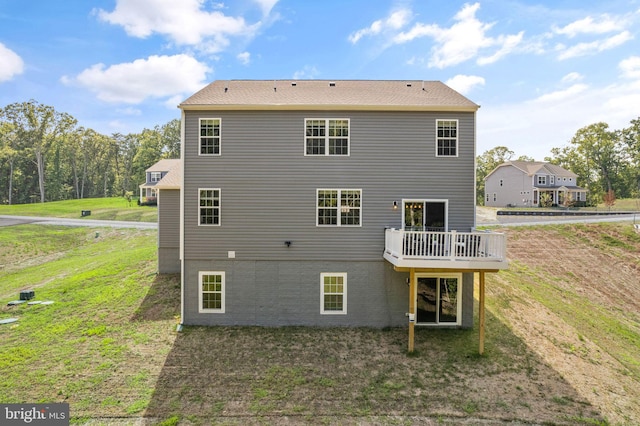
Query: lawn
[[0, 197, 158, 222], [2, 223, 638, 424]]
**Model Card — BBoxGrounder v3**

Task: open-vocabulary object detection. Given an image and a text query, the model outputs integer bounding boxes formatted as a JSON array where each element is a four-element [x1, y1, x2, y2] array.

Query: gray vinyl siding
[[158, 189, 180, 273], [485, 166, 533, 207], [183, 110, 476, 261]]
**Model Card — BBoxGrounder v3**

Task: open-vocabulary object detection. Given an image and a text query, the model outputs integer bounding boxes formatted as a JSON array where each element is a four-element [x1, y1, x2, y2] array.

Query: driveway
[[0, 215, 157, 230]]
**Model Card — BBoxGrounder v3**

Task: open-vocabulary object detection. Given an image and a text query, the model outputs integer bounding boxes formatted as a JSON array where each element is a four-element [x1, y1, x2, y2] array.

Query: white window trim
[[304, 118, 350, 156], [316, 189, 362, 227], [198, 188, 221, 227], [320, 272, 347, 315], [199, 118, 222, 156], [150, 172, 162, 183], [414, 272, 462, 326], [537, 175, 547, 185], [435, 119, 459, 158], [199, 271, 225, 313]]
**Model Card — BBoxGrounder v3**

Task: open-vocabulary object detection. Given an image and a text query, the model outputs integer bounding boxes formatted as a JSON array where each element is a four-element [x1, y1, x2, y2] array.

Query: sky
[[1, 0, 640, 160]]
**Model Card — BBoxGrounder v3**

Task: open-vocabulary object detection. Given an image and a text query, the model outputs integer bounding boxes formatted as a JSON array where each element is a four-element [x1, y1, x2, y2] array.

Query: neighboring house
[[484, 161, 588, 207], [139, 159, 181, 205], [162, 80, 507, 335]]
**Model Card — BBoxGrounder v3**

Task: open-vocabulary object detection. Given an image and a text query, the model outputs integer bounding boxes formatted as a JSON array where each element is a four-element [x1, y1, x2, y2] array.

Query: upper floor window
[[537, 175, 547, 185], [305, 119, 349, 156], [436, 120, 458, 157], [200, 118, 221, 155], [550, 176, 555, 185], [317, 189, 361, 226], [150, 172, 161, 183], [199, 188, 220, 226]]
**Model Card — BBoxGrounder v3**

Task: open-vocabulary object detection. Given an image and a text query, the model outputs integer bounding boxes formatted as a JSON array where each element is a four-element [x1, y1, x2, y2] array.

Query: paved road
[[1, 212, 636, 230], [0, 215, 157, 229]]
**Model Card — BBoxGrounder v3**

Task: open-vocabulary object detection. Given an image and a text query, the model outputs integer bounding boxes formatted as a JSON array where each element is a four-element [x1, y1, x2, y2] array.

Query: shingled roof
[[179, 80, 479, 111]]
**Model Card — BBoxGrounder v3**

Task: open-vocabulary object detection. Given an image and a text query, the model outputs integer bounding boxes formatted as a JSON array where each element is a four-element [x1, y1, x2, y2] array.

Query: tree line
[[2, 99, 638, 207], [0, 100, 179, 204], [477, 119, 640, 206]]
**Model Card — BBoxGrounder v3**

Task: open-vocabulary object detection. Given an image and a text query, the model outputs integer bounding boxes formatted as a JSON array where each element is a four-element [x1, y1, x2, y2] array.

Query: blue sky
[[1, 0, 640, 160]]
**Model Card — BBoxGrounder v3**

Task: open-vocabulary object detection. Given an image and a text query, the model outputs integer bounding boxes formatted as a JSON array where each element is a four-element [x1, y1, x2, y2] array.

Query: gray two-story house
[[485, 161, 588, 207], [170, 80, 507, 348]]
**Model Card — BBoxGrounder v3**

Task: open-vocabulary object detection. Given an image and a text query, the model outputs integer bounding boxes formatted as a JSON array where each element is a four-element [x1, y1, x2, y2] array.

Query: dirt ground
[[487, 223, 640, 425]]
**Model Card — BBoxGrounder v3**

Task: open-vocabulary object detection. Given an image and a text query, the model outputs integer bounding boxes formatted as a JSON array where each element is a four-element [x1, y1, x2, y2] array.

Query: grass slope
[[0, 198, 157, 222], [1, 223, 638, 425]]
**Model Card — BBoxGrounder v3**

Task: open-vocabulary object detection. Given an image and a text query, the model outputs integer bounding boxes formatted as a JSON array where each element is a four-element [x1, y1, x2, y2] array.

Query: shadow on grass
[[131, 273, 180, 322], [143, 306, 605, 425]]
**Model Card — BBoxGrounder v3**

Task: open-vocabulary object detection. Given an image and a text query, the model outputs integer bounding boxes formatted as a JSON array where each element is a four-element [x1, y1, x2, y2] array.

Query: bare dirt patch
[[488, 223, 640, 425]]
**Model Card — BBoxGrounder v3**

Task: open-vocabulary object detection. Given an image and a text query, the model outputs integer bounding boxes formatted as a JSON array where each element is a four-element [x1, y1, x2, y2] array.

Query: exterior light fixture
[[393, 201, 398, 210]]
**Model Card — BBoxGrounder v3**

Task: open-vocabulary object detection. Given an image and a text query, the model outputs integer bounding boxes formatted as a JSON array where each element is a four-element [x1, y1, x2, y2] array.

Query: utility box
[[20, 290, 35, 300], [81, 210, 91, 217]]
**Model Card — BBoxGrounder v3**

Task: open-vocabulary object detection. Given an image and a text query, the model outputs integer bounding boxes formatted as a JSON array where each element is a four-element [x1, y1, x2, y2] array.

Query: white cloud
[[477, 32, 524, 65], [619, 56, 640, 79], [348, 8, 411, 43], [0, 42, 24, 82], [292, 65, 319, 80], [479, 79, 640, 160], [533, 83, 589, 103], [562, 72, 583, 83], [393, 3, 523, 68], [553, 15, 625, 38], [557, 31, 633, 60], [63, 54, 211, 104], [97, 0, 269, 52], [116, 107, 142, 115], [446, 75, 485, 95], [237, 51, 251, 65], [253, 0, 278, 16]]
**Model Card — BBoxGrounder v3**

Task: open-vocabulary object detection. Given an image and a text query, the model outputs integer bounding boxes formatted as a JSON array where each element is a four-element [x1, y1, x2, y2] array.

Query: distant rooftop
[[180, 80, 479, 111]]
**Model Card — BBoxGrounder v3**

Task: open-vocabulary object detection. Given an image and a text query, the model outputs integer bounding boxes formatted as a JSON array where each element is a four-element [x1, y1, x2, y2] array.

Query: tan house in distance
[[485, 161, 588, 207]]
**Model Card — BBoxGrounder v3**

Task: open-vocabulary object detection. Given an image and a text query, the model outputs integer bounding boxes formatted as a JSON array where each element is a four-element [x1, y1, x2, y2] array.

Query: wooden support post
[[479, 271, 486, 355], [408, 268, 416, 353]]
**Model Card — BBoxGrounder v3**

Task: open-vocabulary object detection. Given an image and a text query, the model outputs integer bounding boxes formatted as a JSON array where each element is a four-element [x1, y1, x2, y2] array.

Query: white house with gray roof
[[162, 80, 507, 349], [484, 161, 588, 207]]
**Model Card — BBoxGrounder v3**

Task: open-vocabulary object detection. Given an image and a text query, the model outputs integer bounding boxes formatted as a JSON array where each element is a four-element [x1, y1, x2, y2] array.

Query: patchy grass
[[0, 197, 157, 222], [1, 223, 638, 425]]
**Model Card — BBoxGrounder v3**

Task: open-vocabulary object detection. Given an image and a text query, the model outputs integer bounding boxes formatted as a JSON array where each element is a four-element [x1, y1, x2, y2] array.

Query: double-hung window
[[199, 271, 225, 313], [537, 175, 547, 185], [199, 188, 220, 225], [150, 172, 161, 183], [321, 273, 347, 314], [436, 119, 458, 157], [305, 119, 349, 155], [200, 118, 221, 155], [317, 189, 361, 226]]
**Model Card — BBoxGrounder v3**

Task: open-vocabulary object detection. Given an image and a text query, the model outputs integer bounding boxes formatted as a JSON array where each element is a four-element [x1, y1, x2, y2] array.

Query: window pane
[[199, 189, 220, 225], [200, 119, 220, 155], [439, 278, 458, 322]]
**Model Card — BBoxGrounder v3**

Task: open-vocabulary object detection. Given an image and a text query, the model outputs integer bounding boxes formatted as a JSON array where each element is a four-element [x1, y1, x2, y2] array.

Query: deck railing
[[384, 229, 506, 263]]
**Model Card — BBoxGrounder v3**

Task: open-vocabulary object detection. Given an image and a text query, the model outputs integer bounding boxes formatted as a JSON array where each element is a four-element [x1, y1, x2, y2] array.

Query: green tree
[[0, 122, 19, 204], [2, 100, 77, 202], [622, 118, 640, 198], [549, 122, 628, 204]]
